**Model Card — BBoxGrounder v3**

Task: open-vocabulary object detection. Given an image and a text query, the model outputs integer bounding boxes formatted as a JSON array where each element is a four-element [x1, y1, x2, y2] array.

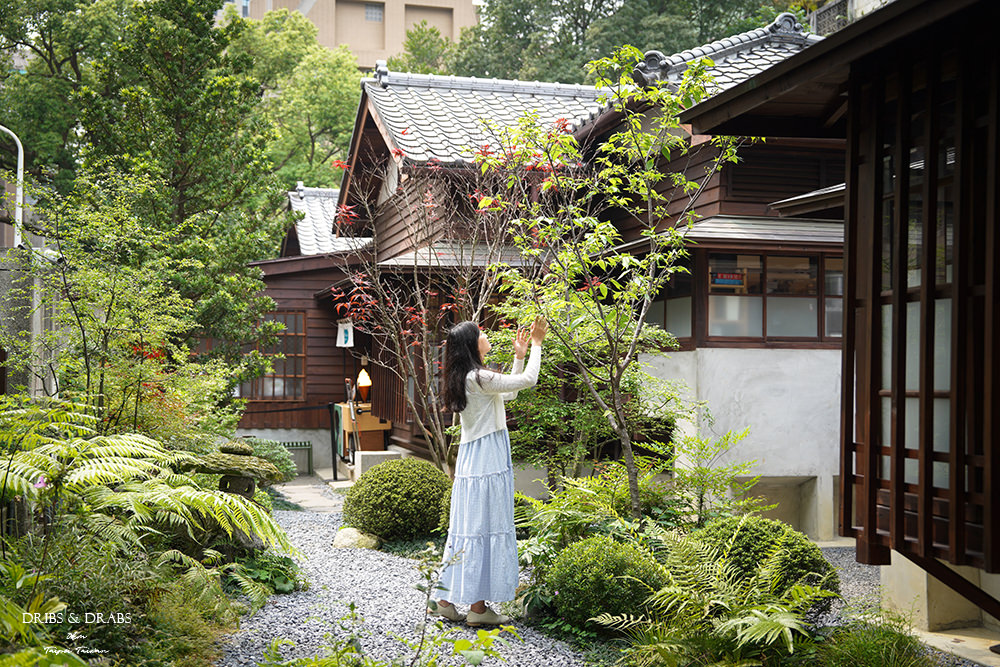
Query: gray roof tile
[[288, 183, 372, 255], [364, 69, 604, 165], [632, 12, 823, 93]]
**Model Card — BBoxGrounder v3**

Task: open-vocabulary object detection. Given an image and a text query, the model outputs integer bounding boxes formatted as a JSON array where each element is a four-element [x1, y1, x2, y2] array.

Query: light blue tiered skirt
[[437, 429, 518, 604]]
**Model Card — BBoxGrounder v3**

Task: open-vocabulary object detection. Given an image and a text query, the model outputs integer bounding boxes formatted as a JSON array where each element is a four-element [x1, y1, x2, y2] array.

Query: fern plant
[[2, 397, 292, 548], [594, 531, 837, 667]]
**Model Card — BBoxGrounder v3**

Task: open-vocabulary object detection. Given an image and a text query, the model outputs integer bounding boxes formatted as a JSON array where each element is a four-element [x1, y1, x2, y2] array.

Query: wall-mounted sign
[[336, 319, 354, 347], [711, 271, 744, 286]]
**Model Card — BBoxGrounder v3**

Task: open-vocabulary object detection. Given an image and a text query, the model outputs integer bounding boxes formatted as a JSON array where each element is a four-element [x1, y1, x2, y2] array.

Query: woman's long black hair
[[443, 321, 483, 413]]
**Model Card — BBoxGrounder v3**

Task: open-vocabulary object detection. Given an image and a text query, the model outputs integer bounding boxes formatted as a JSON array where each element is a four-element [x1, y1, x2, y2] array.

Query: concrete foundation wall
[[881, 551, 993, 631], [641, 347, 842, 539]]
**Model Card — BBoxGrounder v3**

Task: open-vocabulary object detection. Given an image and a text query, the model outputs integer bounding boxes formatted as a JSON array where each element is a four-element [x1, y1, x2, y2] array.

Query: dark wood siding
[[239, 265, 361, 430]]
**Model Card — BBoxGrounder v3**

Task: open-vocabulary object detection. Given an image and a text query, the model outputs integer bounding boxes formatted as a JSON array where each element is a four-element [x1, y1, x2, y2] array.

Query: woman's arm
[[477, 344, 542, 399]]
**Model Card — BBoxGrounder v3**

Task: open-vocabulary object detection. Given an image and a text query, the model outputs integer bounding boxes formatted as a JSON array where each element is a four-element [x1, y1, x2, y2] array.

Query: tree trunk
[[616, 426, 643, 521]]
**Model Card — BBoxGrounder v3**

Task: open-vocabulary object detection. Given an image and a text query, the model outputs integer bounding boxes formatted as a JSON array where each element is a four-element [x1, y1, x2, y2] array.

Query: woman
[[432, 317, 547, 626]]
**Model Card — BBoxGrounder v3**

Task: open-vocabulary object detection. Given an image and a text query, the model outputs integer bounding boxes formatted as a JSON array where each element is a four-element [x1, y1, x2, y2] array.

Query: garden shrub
[[544, 535, 665, 628], [437, 485, 452, 535], [343, 458, 451, 539], [254, 487, 274, 514], [693, 515, 840, 604], [243, 437, 298, 483]]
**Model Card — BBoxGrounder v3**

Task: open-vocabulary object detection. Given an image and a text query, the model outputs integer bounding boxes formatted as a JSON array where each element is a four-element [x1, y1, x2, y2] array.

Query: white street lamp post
[[0, 123, 24, 248]]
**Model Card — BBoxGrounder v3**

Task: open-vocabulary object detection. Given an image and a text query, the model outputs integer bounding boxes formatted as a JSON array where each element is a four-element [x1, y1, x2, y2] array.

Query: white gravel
[[215, 497, 585, 667]]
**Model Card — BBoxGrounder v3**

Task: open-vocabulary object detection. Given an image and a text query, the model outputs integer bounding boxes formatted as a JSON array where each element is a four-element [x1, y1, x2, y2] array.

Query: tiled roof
[[377, 241, 533, 268], [364, 65, 604, 164], [684, 215, 843, 244], [632, 12, 824, 93], [288, 183, 371, 255]]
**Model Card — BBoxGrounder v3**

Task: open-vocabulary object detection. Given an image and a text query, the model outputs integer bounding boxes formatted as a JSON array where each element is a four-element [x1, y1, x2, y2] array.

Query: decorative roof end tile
[[375, 60, 390, 88]]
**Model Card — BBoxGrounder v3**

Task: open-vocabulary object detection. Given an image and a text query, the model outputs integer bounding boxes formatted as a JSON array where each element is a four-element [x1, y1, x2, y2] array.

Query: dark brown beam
[[983, 43, 1000, 572], [918, 58, 939, 560], [889, 62, 910, 551], [839, 72, 861, 538]]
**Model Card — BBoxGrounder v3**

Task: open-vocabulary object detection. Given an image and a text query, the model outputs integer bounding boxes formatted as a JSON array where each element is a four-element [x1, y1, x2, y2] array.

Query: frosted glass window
[[933, 398, 950, 453], [906, 301, 920, 392], [645, 300, 665, 328], [767, 298, 817, 337], [365, 3, 384, 21], [881, 305, 892, 390], [709, 296, 762, 337], [904, 397, 919, 450], [881, 396, 891, 449], [665, 297, 692, 338], [934, 299, 951, 391], [825, 298, 843, 337], [904, 457, 918, 485], [933, 462, 949, 489]]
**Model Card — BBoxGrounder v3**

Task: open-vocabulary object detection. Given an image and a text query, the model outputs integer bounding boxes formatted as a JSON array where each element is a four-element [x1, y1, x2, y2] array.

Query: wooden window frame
[[241, 311, 308, 402]]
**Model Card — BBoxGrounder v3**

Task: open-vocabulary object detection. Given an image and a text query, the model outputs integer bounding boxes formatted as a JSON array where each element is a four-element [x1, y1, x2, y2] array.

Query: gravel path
[[215, 485, 585, 667]]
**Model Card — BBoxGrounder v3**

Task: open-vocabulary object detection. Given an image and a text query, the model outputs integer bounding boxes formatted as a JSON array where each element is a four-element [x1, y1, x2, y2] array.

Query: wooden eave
[[677, 0, 982, 137], [250, 251, 371, 276]]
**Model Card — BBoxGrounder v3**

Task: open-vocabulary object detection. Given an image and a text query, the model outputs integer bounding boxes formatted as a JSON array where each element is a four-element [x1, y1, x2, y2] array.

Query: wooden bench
[[282, 441, 313, 475]]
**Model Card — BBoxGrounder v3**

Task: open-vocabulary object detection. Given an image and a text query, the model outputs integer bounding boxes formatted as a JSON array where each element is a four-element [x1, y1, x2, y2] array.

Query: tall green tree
[[447, 0, 809, 84], [226, 6, 361, 189], [0, 0, 131, 191], [76, 0, 288, 352], [388, 20, 453, 75]]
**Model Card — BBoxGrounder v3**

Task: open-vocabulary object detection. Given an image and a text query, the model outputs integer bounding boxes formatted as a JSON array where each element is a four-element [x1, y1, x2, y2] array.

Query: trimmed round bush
[[544, 535, 666, 628], [343, 458, 451, 540], [437, 485, 452, 535], [693, 515, 840, 603]]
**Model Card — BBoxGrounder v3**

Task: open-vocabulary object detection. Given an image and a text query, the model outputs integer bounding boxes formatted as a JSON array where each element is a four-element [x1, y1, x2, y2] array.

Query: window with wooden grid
[[705, 252, 843, 340], [240, 312, 307, 401]]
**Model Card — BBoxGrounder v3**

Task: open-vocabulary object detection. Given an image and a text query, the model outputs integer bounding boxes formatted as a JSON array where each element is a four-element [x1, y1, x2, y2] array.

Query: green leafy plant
[[233, 549, 305, 594], [693, 515, 840, 613], [819, 607, 932, 667], [595, 531, 837, 667], [343, 458, 451, 540], [544, 535, 666, 629], [242, 437, 298, 483]]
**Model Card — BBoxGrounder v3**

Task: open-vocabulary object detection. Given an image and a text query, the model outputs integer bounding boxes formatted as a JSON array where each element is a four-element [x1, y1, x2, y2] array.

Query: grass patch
[[381, 534, 446, 558], [266, 486, 304, 511]]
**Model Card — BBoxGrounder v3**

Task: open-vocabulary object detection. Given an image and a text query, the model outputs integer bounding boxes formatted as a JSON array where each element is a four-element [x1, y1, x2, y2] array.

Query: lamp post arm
[[0, 124, 24, 248]]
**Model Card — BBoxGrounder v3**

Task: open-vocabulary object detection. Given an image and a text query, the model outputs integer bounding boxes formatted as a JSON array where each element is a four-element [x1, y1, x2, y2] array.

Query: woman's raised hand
[[512, 326, 530, 360], [529, 316, 548, 346]]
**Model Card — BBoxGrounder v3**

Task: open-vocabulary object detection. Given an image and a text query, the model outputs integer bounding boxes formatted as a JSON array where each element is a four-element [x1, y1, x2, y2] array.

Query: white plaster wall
[[641, 348, 842, 538], [643, 348, 841, 477], [236, 428, 334, 473]]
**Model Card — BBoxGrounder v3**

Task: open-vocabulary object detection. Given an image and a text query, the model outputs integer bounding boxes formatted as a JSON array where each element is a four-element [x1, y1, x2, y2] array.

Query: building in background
[[245, 0, 479, 68]]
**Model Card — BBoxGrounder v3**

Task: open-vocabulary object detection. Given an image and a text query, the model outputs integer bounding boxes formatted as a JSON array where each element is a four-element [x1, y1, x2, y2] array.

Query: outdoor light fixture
[[357, 368, 372, 402]]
